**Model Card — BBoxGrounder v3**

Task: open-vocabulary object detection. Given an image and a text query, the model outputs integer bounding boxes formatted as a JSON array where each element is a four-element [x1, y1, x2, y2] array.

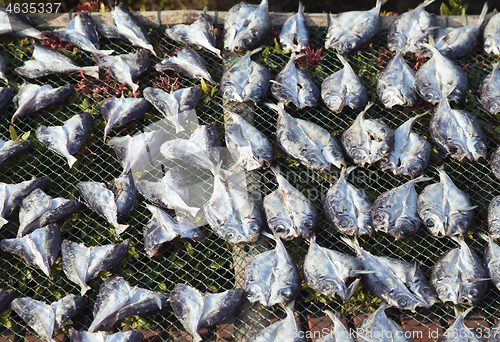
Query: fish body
[[93, 50, 150, 92], [483, 234, 500, 293], [325, 0, 383, 54], [0, 86, 15, 109], [417, 167, 475, 237], [224, 0, 271, 52], [480, 63, 500, 115], [431, 238, 488, 305], [380, 115, 431, 178], [0, 290, 13, 312], [155, 47, 212, 82], [61, 239, 129, 295], [280, 2, 309, 52], [316, 310, 355, 342], [488, 196, 500, 239], [0, 8, 41, 38], [247, 305, 305, 341], [357, 304, 414, 341], [170, 284, 244, 342], [111, 174, 137, 218], [341, 104, 394, 168], [100, 96, 150, 140], [492, 146, 500, 181], [143, 85, 201, 133], [430, 97, 487, 162], [271, 52, 319, 108], [437, 310, 484, 342], [485, 12, 500, 55], [36, 113, 92, 169], [376, 52, 418, 108], [321, 54, 368, 113], [166, 13, 220, 57], [0, 138, 33, 166], [69, 329, 144, 342], [323, 167, 373, 236], [263, 168, 317, 240], [12, 83, 73, 123], [0, 54, 7, 82]]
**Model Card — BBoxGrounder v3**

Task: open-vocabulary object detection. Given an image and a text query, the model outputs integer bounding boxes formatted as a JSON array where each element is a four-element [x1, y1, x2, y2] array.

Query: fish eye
[[353, 151, 364, 161], [223, 88, 233, 96], [309, 156, 318, 163], [400, 229, 410, 237], [323, 283, 332, 291], [339, 219, 350, 228], [468, 288, 479, 298], [397, 298, 408, 307], [274, 224, 286, 233], [345, 42, 355, 50], [373, 213, 384, 222], [457, 221, 468, 230], [389, 39, 398, 46], [246, 289, 256, 298], [485, 42, 491, 48], [303, 221, 314, 231], [242, 38, 251, 47], [380, 145, 389, 154], [280, 289, 292, 297], [226, 232, 235, 240], [437, 288, 447, 296], [423, 288, 434, 295], [449, 145, 459, 154], [475, 142, 487, 154], [491, 103, 499, 111], [426, 219, 435, 227], [411, 165, 421, 174], [250, 225, 260, 233]]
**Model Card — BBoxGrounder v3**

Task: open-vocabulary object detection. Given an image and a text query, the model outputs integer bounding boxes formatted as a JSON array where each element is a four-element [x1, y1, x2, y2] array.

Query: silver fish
[[480, 62, 500, 115], [0, 54, 8, 82], [12, 83, 73, 123], [325, 0, 383, 54], [341, 103, 394, 168], [93, 50, 150, 92], [165, 13, 220, 57], [263, 167, 317, 240], [143, 85, 202, 133], [321, 53, 368, 113], [492, 146, 500, 181], [89, 276, 169, 332], [271, 52, 319, 109], [96, 4, 155, 55], [61, 239, 129, 295], [11, 295, 86, 342], [376, 52, 418, 109], [482, 234, 500, 293], [107, 130, 166, 177], [36, 113, 92, 169], [224, 0, 271, 52], [270, 102, 345, 171], [280, 2, 309, 52], [371, 176, 431, 240], [204, 171, 262, 244], [69, 329, 144, 342], [484, 12, 500, 55], [437, 308, 484, 342], [323, 167, 373, 236], [0, 290, 13, 313], [100, 96, 150, 140], [170, 284, 244, 342], [417, 167, 476, 238], [303, 235, 363, 301], [0, 138, 33, 166], [414, 43, 467, 105], [143, 203, 204, 257], [343, 237, 438, 311], [225, 108, 272, 171], [155, 47, 212, 82], [430, 238, 488, 305], [356, 304, 413, 342], [135, 167, 200, 218], [77, 182, 129, 235], [15, 43, 99, 79], [0, 86, 15, 109], [245, 233, 301, 307], [54, 13, 113, 55], [315, 310, 355, 342], [0, 8, 41, 38], [430, 97, 487, 162], [18, 188, 79, 237], [488, 196, 500, 239], [379, 114, 431, 178], [387, 0, 436, 53], [0, 224, 61, 277], [111, 174, 137, 218], [0, 176, 51, 228], [220, 48, 270, 104], [247, 303, 305, 342]]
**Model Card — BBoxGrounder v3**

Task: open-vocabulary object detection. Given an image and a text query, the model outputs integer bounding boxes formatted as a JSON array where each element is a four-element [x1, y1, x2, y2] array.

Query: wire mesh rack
[[0, 15, 500, 342]]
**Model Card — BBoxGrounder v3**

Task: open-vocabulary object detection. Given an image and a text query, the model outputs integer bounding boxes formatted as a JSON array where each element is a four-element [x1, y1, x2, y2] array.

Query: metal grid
[[0, 19, 499, 342]]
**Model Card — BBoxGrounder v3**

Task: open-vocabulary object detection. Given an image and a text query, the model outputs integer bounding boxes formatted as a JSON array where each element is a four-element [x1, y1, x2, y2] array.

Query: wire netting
[[0, 16, 500, 342]]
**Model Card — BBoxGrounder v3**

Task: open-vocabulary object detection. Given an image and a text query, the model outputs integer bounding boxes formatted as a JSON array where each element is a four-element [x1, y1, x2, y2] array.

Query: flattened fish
[[100, 96, 150, 140], [482, 234, 500, 293], [96, 4, 155, 55], [379, 114, 431, 178], [0, 138, 33, 166], [0, 290, 13, 312], [315, 310, 354, 342], [244, 233, 301, 307], [325, 0, 383, 54], [321, 53, 368, 113], [492, 146, 500, 181], [165, 13, 220, 57], [247, 304, 305, 342], [155, 47, 212, 82], [323, 167, 373, 236], [484, 12, 500, 56], [488, 196, 500, 239], [271, 52, 319, 109], [69, 329, 144, 342], [18, 188, 79, 237], [480, 62, 500, 115], [437, 308, 483, 342], [341, 103, 394, 167], [0, 8, 41, 38], [280, 2, 309, 52], [111, 174, 137, 218], [0, 86, 15, 109], [170, 284, 244, 342], [0, 224, 61, 277], [224, 0, 271, 52], [431, 238, 488, 305], [89, 276, 169, 332], [93, 50, 150, 92], [270, 102, 345, 171], [417, 167, 476, 237], [12, 83, 73, 123], [263, 167, 317, 240], [144, 203, 204, 257], [36, 113, 92, 168], [356, 304, 413, 342], [62, 239, 129, 295]]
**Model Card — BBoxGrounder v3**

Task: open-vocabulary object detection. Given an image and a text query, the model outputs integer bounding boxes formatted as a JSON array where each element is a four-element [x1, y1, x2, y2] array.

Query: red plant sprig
[[377, 49, 395, 67], [296, 47, 325, 69], [41, 32, 75, 51], [76, 0, 109, 13], [76, 68, 139, 100], [152, 73, 182, 93]]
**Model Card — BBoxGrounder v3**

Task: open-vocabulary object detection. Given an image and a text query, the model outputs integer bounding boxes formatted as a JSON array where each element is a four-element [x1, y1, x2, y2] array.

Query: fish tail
[[130, 83, 139, 92], [97, 49, 114, 55], [422, 0, 436, 8], [264, 101, 280, 113], [375, 0, 385, 13], [115, 223, 129, 235], [340, 236, 361, 255], [67, 155, 78, 169], [0, 217, 8, 227], [411, 174, 433, 184], [82, 66, 99, 79], [174, 122, 185, 133], [479, 232, 492, 243], [336, 53, 350, 68], [262, 231, 278, 243], [186, 206, 200, 217], [342, 165, 358, 178], [250, 47, 263, 56], [298, 1, 305, 13], [478, 2, 489, 25]]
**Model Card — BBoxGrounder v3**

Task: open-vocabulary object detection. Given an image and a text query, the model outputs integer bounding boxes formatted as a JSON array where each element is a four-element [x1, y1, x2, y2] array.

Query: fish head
[[413, 285, 439, 307], [345, 94, 365, 110], [399, 157, 426, 179], [420, 208, 446, 237], [218, 224, 250, 244], [446, 139, 473, 162], [380, 86, 406, 108], [460, 283, 484, 305], [447, 212, 471, 237], [254, 147, 272, 168], [484, 38, 500, 55], [484, 97, 500, 115], [447, 87, 465, 104], [241, 218, 262, 243], [388, 288, 425, 311], [434, 276, 462, 305], [243, 84, 265, 104], [333, 214, 359, 236], [300, 148, 329, 172], [231, 30, 257, 52], [369, 140, 392, 165], [349, 147, 371, 167], [337, 34, 360, 54], [268, 217, 297, 240], [298, 90, 318, 109], [222, 83, 244, 102], [371, 208, 391, 233], [267, 283, 295, 307], [317, 278, 347, 299], [295, 213, 317, 239], [391, 217, 420, 240], [467, 137, 488, 161], [245, 283, 267, 305], [323, 93, 346, 113], [420, 86, 442, 105], [387, 32, 406, 52]]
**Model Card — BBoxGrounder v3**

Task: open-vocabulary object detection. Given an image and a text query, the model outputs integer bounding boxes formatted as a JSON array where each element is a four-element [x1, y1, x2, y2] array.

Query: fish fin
[[340, 236, 361, 255], [467, 277, 492, 282], [82, 66, 99, 79], [457, 206, 478, 213], [285, 299, 295, 310], [115, 224, 129, 235], [344, 278, 361, 301], [336, 53, 351, 69], [375, 0, 385, 12], [477, 3, 489, 26], [455, 306, 474, 318], [351, 270, 377, 275], [0, 217, 8, 227], [262, 231, 277, 241], [412, 175, 433, 183], [67, 155, 78, 169], [421, 0, 436, 7], [479, 233, 491, 242], [97, 49, 114, 55], [341, 165, 358, 178], [307, 234, 316, 244], [298, 1, 305, 13]]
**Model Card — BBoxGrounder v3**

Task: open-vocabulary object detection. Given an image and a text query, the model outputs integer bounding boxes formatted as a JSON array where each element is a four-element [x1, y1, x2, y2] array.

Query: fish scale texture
[[0, 22, 498, 342]]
